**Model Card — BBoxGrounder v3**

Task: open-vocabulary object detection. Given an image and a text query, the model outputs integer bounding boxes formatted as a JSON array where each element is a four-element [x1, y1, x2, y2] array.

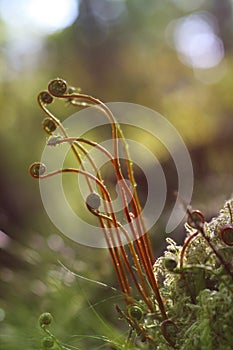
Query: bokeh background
[[0, 0, 233, 349]]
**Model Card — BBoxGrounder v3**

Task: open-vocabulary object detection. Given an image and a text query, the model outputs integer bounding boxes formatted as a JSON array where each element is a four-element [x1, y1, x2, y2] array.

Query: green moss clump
[[150, 199, 233, 349]]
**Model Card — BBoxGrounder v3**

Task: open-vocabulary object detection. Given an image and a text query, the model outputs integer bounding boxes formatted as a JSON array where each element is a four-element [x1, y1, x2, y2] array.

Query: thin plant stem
[[61, 138, 154, 310], [38, 83, 167, 318], [38, 96, 134, 300], [52, 136, 164, 313]]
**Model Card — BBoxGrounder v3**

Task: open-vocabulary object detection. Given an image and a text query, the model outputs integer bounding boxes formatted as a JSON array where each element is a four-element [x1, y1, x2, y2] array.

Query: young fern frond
[[30, 78, 167, 323], [31, 79, 233, 349]]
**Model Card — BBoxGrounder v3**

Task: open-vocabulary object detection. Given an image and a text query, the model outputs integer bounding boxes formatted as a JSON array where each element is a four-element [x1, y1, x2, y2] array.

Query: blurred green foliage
[[0, 0, 233, 349]]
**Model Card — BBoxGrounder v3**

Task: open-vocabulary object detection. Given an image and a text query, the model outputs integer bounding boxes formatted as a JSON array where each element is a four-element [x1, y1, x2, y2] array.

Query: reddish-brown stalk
[[36, 79, 167, 319], [71, 99, 154, 265], [179, 231, 199, 268], [52, 89, 166, 318], [184, 208, 233, 279], [53, 136, 155, 310], [30, 164, 133, 299], [38, 95, 133, 302]]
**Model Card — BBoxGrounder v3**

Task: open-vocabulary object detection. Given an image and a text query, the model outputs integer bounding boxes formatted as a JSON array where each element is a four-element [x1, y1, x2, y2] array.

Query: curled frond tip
[[29, 162, 46, 178], [48, 78, 67, 97], [38, 91, 53, 105], [86, 192, 101, 211], [42, 117, 57, 135]]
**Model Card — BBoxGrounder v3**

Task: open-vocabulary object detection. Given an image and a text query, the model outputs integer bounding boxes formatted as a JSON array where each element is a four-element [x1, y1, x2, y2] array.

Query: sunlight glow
[[27, 0, 78, 33], [0, 0, 79, 34], [172, 13, 224, 69]]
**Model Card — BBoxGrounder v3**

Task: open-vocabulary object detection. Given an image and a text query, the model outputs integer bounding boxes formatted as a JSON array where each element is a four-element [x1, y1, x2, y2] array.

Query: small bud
[[187, 210, 205, 229], [66, 86, 79, 103], [42, 118, 57, 135], [29, 162, 46, 178], [41, 336, 54, 349], [67, 86, 76, 94], [48, 78, 67, 97], [39, 312, 53, 327], [86, 192, 101, 211], [47, 136, 62, 146], [219, 225, 233, 246], [164, 257, 177, 271], [38, 91, 53, 104], [128, 305, 143, 321]]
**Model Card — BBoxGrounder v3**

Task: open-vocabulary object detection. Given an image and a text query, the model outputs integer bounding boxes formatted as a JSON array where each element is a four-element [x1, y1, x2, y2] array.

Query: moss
[[151, 199, 233, 349]]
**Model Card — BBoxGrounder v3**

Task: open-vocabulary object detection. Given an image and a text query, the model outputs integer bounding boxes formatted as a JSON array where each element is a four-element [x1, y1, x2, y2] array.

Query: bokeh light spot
[[0, 0, 79, 34], [47, 234, 64, 252], [168, 13, 225, 69], [0, 309, 6, 322], [90, 0, 126, 24]]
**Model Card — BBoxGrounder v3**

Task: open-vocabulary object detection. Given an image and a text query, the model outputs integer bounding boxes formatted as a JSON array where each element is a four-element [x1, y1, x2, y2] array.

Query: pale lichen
[[151, 199, 233, 349]]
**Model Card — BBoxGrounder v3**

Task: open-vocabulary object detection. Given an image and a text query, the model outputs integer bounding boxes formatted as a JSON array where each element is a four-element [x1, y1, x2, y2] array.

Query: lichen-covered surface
[[149, 199, 233, 349]]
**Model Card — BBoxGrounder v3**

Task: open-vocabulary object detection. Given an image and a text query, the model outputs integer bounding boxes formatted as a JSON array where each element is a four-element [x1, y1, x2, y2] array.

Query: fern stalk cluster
[[30, 79, 233, 349]]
